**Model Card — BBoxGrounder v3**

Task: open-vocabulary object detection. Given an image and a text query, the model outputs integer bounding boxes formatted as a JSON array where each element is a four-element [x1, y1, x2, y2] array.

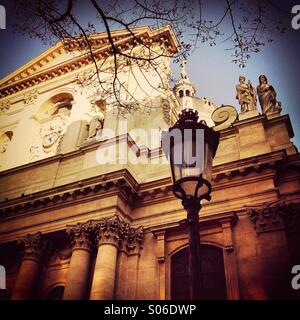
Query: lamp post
[[162, 108, 220, 300]]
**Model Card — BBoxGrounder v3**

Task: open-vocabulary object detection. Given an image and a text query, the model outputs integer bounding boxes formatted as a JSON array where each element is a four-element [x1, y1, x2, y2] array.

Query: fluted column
[[90, 216, 129, 300], [63, 221, 94, 300], [12, 232, 45, 300]]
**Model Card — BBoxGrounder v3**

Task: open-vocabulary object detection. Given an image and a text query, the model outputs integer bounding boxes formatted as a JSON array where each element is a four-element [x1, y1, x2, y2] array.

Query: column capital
[[125, 226, 144, 255], [94, 215, 126, 248], [66, 221, 95, 252], [17, 232, 46, 262]]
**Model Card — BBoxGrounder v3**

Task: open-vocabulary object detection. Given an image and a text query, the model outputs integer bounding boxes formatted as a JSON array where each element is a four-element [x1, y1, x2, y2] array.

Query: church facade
[[0, 25, 299, 300]]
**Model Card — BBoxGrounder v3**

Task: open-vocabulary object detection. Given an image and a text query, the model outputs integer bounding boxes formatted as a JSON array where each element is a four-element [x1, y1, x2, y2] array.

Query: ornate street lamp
[[162, 108, 220, 300]]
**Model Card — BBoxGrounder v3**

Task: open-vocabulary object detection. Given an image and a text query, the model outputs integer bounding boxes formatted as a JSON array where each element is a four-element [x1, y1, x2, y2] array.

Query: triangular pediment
[[0, 25, 178, 94]]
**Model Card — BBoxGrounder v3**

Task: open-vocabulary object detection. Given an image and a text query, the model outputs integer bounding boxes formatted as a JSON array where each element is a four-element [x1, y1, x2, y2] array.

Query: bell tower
[[173, 60, 196, 109]]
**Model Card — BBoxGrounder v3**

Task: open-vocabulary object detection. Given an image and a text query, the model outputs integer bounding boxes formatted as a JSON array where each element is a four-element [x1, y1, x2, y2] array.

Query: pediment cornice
[[0, 25, 178, 99]]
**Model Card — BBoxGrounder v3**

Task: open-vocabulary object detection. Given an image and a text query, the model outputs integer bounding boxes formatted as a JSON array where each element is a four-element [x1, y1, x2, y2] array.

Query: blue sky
[[0, 0, 299, 148]]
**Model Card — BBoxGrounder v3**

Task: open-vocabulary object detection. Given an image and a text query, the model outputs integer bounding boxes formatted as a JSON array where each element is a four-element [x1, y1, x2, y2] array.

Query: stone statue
[[0, 133, 10, 153], [87, 114, 104, 139], [257, 75, 282, 114], [180, 60, 188, 79], [236, 76, 257, 112]]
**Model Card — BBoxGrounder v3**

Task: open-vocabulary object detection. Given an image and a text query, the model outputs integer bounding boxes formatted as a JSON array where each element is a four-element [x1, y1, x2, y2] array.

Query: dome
[[175, 96, 217, 126]]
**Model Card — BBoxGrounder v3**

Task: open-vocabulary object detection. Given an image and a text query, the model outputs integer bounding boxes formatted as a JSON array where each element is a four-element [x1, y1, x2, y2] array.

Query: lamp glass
[[170, 134, 213, 199]]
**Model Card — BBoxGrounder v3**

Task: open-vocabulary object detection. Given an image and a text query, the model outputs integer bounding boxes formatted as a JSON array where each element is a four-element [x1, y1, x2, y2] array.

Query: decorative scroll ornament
[[0, 100, 10, 113], [211, 105, 238, 131], [24, 90, 39, 105], [29, 145, 42, 161]]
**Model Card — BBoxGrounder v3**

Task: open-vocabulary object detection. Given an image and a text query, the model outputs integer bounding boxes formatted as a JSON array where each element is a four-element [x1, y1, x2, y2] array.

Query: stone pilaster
[[11, 232, 45, 300], [247, 200, 297, 298], [125, 226, 144, 255], [123, 226, 144, 299], [154, 231, 166, 300], [63, 221, 94, 300]]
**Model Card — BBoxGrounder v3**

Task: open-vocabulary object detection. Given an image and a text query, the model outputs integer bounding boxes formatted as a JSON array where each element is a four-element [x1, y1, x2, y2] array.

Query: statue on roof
[[257, 75, 282, 115], [236, 76, 257, 113], [180, 60, 188, 80]]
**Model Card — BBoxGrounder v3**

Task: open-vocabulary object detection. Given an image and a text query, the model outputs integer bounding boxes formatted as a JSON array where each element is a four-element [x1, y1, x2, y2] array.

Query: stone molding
[[0, 171, 137, 220]]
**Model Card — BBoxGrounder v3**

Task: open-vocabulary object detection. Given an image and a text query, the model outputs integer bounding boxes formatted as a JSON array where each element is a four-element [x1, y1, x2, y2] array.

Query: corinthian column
[[63, 221, 94, 300], [90, 216, 129, 300], [12, 232, 45, 300]]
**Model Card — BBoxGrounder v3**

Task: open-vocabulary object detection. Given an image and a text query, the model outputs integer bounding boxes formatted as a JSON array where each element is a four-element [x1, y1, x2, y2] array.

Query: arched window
[[179, 90, 184, 98], [186, 90, 190, 96], [44, 285, 65, 300], [171, 245, 227, 300], [0, 131, 13, 154]]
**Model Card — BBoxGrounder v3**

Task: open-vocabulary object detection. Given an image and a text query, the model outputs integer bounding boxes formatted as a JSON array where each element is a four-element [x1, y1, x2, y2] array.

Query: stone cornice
[[1, 150, 298, 220], [0, 169, 138, 220], [266, 114, 295, 138], [219, 113, 294, 140], [212, 150, 287, 183], [0, 133, 160, 176], [0, 25, 178, 99]]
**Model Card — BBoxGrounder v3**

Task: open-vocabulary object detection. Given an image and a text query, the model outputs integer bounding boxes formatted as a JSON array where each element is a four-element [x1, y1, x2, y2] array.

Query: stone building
[[0, 25, 299, 300]]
